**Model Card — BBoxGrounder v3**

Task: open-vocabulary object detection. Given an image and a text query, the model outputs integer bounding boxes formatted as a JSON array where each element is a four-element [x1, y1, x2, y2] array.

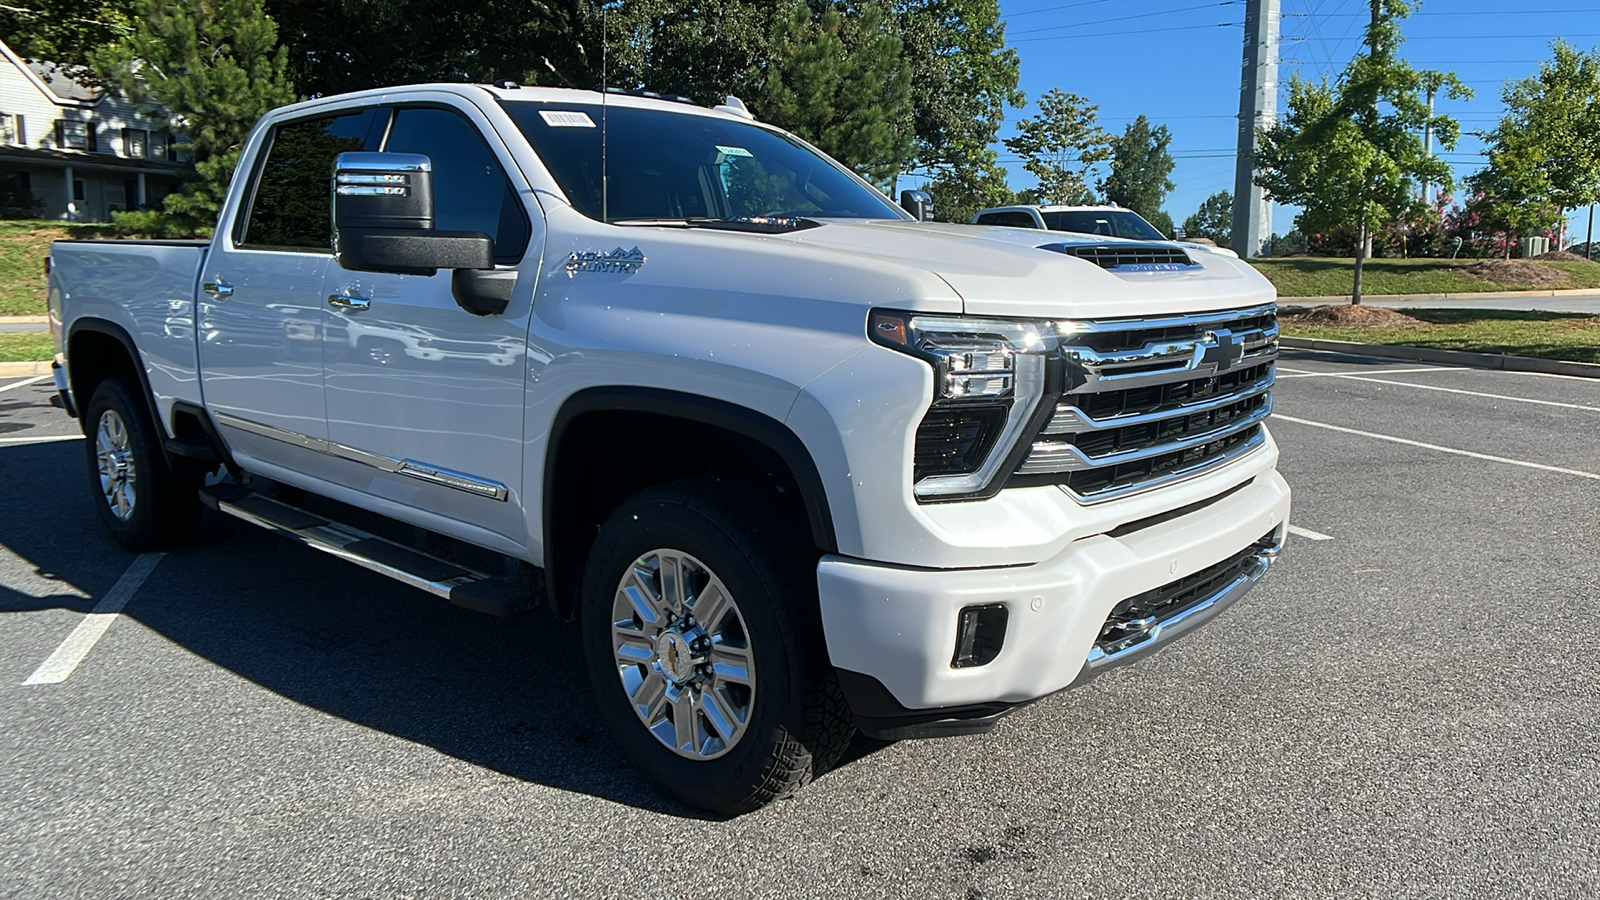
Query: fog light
[[952, 603, 1009, 668]]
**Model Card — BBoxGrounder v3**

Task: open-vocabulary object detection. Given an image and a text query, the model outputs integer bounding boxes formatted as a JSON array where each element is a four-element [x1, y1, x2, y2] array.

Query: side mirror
[[333, 152, 494, 277], [900, 189, 934, 222]]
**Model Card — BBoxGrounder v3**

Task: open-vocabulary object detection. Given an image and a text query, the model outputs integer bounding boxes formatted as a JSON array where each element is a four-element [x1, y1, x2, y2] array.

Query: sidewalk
[[0, 315, 48, 333], [1279, 290, 1600, 315]]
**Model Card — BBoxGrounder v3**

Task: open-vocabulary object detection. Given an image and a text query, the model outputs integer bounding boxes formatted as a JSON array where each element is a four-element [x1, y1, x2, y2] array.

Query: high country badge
[[565, 246, 646, 277]]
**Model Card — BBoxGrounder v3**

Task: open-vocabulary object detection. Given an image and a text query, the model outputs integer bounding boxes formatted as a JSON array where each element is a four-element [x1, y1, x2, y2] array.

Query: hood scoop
[[1040, 242, 1197, 271]]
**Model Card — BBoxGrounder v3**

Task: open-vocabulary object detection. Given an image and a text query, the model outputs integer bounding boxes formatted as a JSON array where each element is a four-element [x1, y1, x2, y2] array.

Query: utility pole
[[1232, 0, 1279, 258], [1421, 85, 1436, 205]]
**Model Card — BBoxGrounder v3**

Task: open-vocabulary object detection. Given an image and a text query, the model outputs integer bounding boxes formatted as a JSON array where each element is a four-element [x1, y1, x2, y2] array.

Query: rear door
[[320, 102, 540, 543], [199, 108, 384, 464]]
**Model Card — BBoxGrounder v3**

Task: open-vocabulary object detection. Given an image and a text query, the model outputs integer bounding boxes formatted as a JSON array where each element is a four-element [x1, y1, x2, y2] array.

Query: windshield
[[502, 101, 905, 223], [1040, 210, 1166, 241]]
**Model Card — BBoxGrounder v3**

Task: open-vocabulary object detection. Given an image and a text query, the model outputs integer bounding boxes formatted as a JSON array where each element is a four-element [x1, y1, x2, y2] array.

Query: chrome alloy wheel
[[95, 409, 137, 521], [611, 549, 755, 760]]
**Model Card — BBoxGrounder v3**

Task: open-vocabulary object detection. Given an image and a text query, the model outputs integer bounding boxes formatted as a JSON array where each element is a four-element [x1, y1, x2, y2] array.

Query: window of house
[[0, 114, 13, 145], [61, 120, 88, 150], [124, 128, 148, 158], [149, 132, 166, 160], [73, 180, 85, 201]]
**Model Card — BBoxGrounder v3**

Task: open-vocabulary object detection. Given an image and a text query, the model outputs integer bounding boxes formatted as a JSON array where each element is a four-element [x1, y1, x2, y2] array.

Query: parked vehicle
[[48, 84, 1290, 815], [974, 204, 1241, 259]]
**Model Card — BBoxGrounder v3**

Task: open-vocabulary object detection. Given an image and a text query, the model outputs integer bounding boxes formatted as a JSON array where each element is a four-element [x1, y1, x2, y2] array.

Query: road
[[2, 352, 1598, 899]]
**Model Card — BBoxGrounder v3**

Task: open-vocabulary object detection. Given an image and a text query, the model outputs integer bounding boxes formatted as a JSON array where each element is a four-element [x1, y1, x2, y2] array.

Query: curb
[[1280, 287, 1600, 303], [0, 361, 52, 377], [0, 315, 48, 324], [1279, 337, 1600, 379]]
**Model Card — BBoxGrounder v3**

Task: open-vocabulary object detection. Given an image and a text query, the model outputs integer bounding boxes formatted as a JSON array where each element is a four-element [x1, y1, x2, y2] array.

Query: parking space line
[[0, 434, 82, 445], [22, 553, 164, 686], [1274, 414, 1600, 481], [0, 374, 50, 394], [1276, 367, 1456, 378], [1294, 375, 1600, 411], [1287, 524, 1334, 541]]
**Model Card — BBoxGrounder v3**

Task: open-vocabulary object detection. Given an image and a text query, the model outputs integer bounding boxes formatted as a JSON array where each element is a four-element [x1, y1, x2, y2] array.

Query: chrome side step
[[199, 484, 534, 616]]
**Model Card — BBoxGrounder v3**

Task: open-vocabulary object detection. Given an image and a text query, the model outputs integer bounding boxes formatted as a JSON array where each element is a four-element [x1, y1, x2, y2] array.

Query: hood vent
[[1040, 242, 1197, 271]]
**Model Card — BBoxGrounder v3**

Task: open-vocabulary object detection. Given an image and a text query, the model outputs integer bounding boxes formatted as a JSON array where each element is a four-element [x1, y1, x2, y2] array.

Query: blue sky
[[991, 0, 1600, 237]]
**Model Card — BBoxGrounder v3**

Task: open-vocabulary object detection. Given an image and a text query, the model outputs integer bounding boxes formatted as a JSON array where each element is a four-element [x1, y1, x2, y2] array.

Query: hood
[[786, 220, 1275, 319]]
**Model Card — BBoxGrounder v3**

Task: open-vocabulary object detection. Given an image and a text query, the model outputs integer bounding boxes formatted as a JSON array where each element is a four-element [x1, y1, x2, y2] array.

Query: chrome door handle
[[327, 292, 371, 311], [202, 279, 233, 299]]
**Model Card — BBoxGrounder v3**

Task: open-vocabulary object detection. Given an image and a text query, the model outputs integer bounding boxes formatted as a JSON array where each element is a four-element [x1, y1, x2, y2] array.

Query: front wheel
[[580, 478, 853, 815]]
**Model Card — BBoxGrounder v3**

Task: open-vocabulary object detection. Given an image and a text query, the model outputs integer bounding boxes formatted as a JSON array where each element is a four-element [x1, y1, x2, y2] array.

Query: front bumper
[[818, 470, 1290, 738]]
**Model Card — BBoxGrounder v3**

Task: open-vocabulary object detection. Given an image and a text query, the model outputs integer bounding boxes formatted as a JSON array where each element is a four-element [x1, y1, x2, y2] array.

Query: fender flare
[[65, 317, 165, 439], [543, 386, 839, 610]]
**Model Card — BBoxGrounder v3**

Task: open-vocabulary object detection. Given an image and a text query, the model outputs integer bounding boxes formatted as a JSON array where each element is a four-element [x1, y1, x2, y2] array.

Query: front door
[[321, 104, 540, 544], [199, 109, 385, 470]]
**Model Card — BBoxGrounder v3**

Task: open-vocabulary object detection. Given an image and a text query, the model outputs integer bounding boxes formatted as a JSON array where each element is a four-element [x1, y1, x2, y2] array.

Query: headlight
[[870, 310, 1065, 501]]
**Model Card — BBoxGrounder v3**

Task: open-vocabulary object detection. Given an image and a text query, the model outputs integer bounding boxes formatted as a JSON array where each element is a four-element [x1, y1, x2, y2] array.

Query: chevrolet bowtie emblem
[[1200, 328, 1245, 372]]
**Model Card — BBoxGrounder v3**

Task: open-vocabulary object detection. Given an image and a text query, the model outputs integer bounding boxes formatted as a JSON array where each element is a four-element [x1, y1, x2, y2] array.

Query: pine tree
[[94, 0, 296, 235]]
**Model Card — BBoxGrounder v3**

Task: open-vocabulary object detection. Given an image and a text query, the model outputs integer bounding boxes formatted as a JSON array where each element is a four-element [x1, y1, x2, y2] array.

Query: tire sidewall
[[580, 495, 809, 814], [83, 377, 173, 550]]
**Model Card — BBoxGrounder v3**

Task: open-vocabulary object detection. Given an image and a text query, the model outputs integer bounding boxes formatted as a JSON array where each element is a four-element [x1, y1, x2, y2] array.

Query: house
[[0, 38, 188, 221]]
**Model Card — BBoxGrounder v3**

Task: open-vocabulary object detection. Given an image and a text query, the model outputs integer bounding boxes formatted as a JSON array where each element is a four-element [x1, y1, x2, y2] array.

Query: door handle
[[327, 292, 371, 312], [202, 279, 233, 299]]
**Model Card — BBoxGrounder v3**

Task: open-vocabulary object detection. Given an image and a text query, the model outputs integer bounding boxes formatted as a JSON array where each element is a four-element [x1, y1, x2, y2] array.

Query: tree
[[919, 153, 1015, 223], [1253, 1, 1468, 303], [0, 0, 127, 83], [1465, 143, 1563, 257], [93, 0, 296, 235], [1184, 190, 1233, 248], [1002, 88, 1110, 205], [759, 3, 914, 186], [1100, 114, 1175, 226], [1480, 40, 1600, 243]]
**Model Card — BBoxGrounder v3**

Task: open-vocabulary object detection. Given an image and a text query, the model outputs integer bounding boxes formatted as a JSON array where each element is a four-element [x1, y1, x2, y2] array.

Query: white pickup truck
[[48, 83, 1290, 815]]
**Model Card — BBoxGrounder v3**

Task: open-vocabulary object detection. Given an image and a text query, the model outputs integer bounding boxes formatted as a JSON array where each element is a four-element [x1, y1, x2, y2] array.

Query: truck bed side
[[50, 239, 210, 437]]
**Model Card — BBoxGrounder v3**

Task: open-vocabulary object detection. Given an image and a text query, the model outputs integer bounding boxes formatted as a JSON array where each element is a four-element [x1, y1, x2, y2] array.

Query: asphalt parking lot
[[2, 350, 1598, 899]]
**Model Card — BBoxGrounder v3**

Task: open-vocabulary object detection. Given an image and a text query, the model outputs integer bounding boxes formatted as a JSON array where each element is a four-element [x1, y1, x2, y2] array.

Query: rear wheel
[[83, 376, 203, 551], [580, 478, 853, 815]]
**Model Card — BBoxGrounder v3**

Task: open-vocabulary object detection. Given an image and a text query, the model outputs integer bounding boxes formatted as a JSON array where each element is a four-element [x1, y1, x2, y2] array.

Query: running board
[[200, 484, 535, 616]]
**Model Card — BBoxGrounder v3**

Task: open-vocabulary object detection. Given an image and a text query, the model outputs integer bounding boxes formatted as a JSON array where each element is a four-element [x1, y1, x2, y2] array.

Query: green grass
[[1251, 257, 1600, 298], [1281, 307, 1600, 363], [0, 219, 115, 317], [0, 332, 54, 362]]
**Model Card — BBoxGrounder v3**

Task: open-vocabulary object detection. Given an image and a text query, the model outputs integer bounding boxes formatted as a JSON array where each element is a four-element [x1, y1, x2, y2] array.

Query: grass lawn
[[0, 219, 116, 317], [1252, 257, 1600, 298], [0, 332, 54, 362], [1280, 307, 1600, 364]]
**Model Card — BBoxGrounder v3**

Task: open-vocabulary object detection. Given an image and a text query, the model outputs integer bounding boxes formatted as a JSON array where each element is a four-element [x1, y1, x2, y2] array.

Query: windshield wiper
[[609, 216, 822, 233]]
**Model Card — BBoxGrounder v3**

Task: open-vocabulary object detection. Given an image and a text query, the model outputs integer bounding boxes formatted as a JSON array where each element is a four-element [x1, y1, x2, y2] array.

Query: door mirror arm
[[452, 268, 517, 317]]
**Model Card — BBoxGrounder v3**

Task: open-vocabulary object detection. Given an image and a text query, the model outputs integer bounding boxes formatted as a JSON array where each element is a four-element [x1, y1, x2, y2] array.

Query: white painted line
[[0, 374, 50, 394], [1313, 375, 1600, 411], [0, 434, 81, 445], [1287, 524, 1334, 541], [22, 553, 164, 686], [1289, 346, 1600, 383], [1273, 414, 1600, 480], [1276, 367, 1456, 378]]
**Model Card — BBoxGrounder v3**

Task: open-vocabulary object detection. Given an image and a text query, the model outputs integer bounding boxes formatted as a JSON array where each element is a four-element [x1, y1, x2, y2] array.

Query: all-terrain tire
[[579, 477, 854, 815]]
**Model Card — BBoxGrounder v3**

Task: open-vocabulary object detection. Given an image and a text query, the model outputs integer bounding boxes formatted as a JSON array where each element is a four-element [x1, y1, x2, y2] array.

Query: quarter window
[[240, 109, 384, 251]]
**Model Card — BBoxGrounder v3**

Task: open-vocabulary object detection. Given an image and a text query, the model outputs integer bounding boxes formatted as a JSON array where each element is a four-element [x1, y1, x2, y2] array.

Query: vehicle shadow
[[0, 439, 884, 819]]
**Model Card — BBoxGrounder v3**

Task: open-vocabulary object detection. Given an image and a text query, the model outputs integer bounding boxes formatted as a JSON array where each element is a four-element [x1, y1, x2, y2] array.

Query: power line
[[1009, 1, 1239, 37], [1009, 22, 1241, 43]]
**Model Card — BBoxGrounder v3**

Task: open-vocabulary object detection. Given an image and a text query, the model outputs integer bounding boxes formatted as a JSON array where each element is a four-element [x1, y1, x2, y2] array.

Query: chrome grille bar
[[1013, 304, 1277, 502]]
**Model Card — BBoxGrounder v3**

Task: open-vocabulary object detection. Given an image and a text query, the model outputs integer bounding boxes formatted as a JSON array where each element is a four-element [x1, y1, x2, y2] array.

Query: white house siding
[[0, 40, 189, 222]]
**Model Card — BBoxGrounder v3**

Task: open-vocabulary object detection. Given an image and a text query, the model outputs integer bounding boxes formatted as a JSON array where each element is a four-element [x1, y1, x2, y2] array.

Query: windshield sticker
[[540, 110, 596, 128], [565, 246, 646, 277], [715, 145, 754, 158]]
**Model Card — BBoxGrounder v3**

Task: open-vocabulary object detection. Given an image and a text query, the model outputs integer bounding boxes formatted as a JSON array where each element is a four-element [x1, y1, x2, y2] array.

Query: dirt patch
[[1532, 250, 1596, 263], [1282, 305, 1425, 328], [1462, 259, 1571, 286]]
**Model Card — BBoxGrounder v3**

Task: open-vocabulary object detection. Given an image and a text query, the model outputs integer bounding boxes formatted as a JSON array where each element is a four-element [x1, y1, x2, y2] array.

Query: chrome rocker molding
[[215, 412, 509, 501], [1075, 533, 1283, 683]]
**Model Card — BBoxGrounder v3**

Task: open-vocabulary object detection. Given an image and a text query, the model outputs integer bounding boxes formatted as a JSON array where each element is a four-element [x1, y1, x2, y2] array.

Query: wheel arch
[[65, 318, 164, 440], [542, 387, 839, 620]]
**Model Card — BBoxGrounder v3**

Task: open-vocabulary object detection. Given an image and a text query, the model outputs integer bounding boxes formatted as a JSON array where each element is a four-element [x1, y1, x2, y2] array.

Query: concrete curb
[[0, 361, 52, 377], [1280, 337, 1600, 379], [1280, 287, 1600, 303], [0, 315, 48, 324]]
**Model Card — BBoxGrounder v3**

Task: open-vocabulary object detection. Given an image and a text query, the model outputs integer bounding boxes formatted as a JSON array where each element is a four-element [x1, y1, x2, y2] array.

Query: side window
[[978, 211, 1037, 228], [241, 109, 383, 251], [383, 107, 530, 264]]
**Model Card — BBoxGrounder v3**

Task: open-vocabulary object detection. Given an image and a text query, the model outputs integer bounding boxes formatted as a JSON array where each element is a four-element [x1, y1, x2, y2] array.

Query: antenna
[[601, 3, 610, 223]]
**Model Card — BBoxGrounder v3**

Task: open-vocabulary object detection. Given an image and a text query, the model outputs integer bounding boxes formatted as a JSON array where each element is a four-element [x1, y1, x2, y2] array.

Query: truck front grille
[[1013, 304, 1277, 503]]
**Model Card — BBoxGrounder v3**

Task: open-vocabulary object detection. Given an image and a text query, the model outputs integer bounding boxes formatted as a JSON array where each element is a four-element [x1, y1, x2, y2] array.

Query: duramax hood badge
[[566, 246, 646, 277]]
